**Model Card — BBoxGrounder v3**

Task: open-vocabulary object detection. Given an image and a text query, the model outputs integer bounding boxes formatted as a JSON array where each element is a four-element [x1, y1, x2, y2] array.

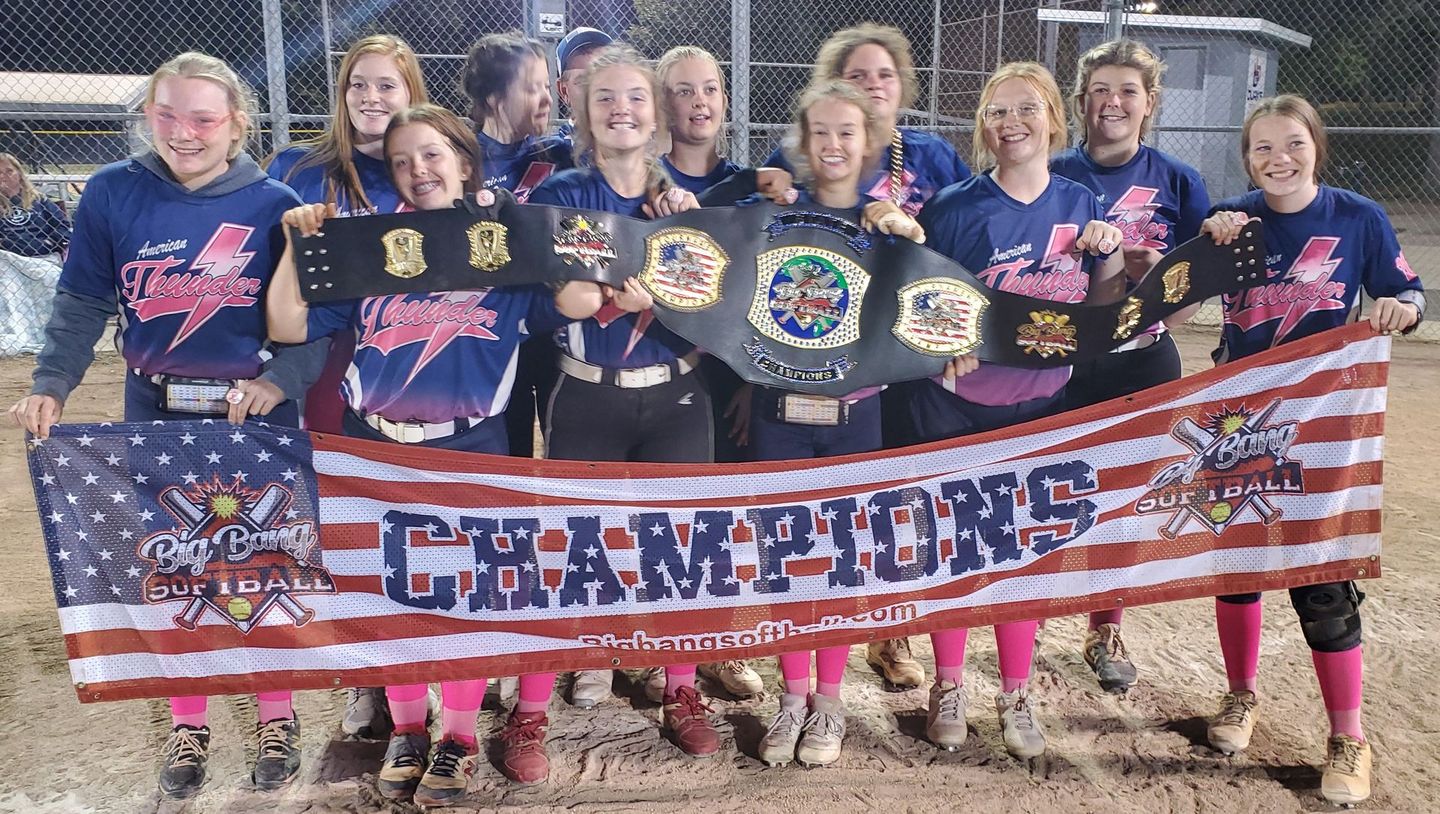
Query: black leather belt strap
[[293, 198, 1267, 396]]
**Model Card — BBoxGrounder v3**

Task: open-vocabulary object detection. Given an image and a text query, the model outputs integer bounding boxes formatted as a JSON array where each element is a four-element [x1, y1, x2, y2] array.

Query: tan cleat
[[996, 687, 1046, 759], [757, 692, 807, 766], [699, 660, 764, 697], [1321, 734, 1372, 806], [866, 638, 925, 689], [926, 680, 968, 751], [796, 694, 847, 767], [1207, 690, 1259, 755], [570, 670, 613, 709], [643, 666, 667, 703]]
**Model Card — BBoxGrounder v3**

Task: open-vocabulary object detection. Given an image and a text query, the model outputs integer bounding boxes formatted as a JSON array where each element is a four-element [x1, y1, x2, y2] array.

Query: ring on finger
[[225, 388, 245, 405]]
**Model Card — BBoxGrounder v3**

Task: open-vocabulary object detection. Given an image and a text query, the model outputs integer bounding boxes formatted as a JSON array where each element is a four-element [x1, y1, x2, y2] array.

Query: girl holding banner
[[267, 104, 605, 798], [529, 44, 723, 757], [741, 78, 925, 767], [9, 52, 318, 800], [1199, 94, 1424, 806], [914, 62, 1126, 759], [1049, 39, 1212, 694], [265, 31, 427, 741]]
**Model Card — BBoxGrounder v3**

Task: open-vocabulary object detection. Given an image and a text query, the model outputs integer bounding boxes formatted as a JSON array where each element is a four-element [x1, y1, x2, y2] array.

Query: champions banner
[[28, 326, 1387, 703]]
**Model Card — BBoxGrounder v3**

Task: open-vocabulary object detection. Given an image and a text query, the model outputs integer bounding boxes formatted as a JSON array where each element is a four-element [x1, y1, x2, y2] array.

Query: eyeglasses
[[981, 101, 1045, 123], [149, 109, 234, 137]]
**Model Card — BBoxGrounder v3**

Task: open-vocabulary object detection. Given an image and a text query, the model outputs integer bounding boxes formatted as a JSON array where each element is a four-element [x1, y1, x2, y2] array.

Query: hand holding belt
[[295, 199, 1268, 397]]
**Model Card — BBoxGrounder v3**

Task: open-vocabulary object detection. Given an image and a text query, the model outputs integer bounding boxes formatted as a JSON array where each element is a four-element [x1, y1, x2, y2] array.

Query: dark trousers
[[749, 388, 882, 461], [544, 371, 713, 463], [909, 379, 1063, 444], [503, 340, 558, 459], [1062, 332, 1182, 412]]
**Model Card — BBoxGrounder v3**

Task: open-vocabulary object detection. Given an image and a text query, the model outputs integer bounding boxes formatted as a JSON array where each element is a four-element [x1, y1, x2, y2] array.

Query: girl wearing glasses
[[10, 52, 316, 801], [1197, 94, 1423, 806], [1049, 39, 1211, 695], [914, 62, 1125, 759]]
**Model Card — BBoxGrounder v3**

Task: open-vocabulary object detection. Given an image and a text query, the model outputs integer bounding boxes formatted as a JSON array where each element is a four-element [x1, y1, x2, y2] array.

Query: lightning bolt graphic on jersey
[[975, 225, 1087, 302], [358, 292, 501, 387], [121, 224, 262, 353], [592, 303, 654, 361], [1229, 236, 1347, 346], [1106, 186, 1169, 250], [864, 166, 925, 215]]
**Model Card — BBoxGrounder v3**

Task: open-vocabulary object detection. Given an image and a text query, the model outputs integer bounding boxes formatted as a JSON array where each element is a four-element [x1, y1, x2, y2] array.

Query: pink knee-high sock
[[778, 651, 811, 696], [516, 672, 555, 715], [814, 645, 848, 698], [996, 620, 1040, 693], [1312, 646, 1365, 740], [256, 690, 293, 723], [1089, 608, 1123, 629], [386, 683, 430, 732], [931, 628, 969, 685], [440, 680, 485, 747], [170, 695, 207, 728], [1215, 598, 1262, 692], [665, 664, 697, 696]]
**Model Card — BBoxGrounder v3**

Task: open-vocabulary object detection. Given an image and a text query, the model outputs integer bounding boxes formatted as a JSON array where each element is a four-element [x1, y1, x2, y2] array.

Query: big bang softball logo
[[137, 477, 335, 633], [1136, 398, 1305, 538]]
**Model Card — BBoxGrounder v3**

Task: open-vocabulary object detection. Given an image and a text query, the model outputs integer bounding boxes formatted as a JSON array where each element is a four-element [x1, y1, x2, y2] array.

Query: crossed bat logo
[[1137, 398, 1305, 539], [138, 479, 334, 633]]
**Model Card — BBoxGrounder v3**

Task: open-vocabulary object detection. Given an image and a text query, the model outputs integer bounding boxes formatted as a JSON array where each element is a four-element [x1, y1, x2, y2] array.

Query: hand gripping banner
[[294, 199, 1269, 395], [27, 325, 1385, 702]]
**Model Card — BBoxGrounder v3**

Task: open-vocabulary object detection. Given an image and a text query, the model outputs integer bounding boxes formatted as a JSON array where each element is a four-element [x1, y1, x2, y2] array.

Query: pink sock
[[386, 683, 429, 731], [169, 695, 207, 729], [996, 620, 1040, 693], [1215, 598, 1262, 692], [665, 664, 697, 696], [778, 651, 811, 696], [256, 690, 293, 723], [1312, 646, 1365, 740], [814, 645, 848, 697], [1089, 608, 1123, 628], [516, 672, 555, 714], [931, 628, 968, 685], [439, 680, 484, 747]]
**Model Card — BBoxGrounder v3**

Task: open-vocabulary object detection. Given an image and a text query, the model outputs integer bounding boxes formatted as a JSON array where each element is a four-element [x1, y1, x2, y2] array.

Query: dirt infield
[[1, 325, 1437, 814]]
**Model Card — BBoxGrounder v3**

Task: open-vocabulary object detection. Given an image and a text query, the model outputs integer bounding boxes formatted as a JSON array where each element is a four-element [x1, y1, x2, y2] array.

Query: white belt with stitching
[[1111, 331, 1163, 354], [558, 351, 699, 389], [364, 413, 482, 444]]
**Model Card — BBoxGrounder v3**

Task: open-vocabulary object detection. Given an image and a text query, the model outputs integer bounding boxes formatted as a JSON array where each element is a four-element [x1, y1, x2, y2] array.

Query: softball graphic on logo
[[749, 246, 870, 350]]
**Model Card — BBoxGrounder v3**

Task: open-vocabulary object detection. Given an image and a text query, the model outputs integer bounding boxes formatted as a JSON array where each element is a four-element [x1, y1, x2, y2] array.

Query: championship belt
[[293, 199, 1267, 396], [641, 203, 1266, 396], [291, 198, 639, 299]]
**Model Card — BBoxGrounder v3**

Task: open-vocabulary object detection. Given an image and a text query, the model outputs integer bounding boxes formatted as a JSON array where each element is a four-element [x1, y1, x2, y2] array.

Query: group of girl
[[7, 18, 1422, 809]]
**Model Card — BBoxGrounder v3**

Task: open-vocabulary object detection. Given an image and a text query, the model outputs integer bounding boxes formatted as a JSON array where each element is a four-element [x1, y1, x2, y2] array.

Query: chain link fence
[[1, 0, 1435, 350]]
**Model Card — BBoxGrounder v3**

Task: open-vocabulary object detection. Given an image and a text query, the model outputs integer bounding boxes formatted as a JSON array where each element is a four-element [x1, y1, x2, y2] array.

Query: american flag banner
[[28, 325, 1388, 703]]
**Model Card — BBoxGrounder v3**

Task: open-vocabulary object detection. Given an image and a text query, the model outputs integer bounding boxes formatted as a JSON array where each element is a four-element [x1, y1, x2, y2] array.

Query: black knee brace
[[1289, 581, 1365, 652]]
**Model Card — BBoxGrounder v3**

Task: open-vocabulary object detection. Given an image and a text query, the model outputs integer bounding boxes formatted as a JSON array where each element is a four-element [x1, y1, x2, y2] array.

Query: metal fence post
[[731, 0, 752, 164], [930, 0, 941, 125], [1105, 0, 1125, 41], [262, 0, 290, 149], [321, 0, 336, 116]]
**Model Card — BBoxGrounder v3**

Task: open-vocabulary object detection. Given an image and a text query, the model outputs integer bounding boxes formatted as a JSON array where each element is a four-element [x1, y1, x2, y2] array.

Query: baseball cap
[[556, 27, 613, 75]]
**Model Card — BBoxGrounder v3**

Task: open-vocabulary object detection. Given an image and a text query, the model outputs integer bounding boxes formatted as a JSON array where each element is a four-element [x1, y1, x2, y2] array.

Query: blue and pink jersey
[[479, 131, 573, 203], [59, 159, 301, 379], [1050, 144, 1209, 254], [307, 286, 566, 424], [529, 167, 695, 368], [766, 128, 971, 216], [1212, 185, 1423, 361], [266, 146, 404, 216], [918, 172, 1105, 405]]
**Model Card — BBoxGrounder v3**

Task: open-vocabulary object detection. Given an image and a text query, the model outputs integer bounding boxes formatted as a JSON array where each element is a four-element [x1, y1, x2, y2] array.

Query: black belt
[[296, 197, 1267, 397]]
